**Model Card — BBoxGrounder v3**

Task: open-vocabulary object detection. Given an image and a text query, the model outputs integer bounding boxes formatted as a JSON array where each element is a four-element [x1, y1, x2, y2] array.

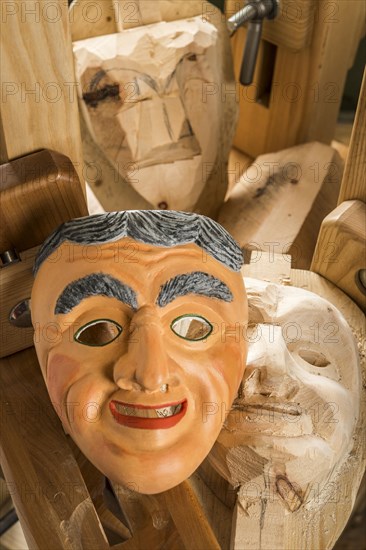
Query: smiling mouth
[[110, 400, 187, 429]]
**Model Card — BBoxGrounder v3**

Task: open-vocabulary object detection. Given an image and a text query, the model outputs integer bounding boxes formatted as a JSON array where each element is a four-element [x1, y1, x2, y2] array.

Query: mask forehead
[[32, 238, 246, 322]]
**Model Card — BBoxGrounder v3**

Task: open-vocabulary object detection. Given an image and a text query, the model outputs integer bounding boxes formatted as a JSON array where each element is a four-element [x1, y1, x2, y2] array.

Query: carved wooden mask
[[210, 278, 361, 511], [31, 211, 248, 494], [73, 16, 232, 211]]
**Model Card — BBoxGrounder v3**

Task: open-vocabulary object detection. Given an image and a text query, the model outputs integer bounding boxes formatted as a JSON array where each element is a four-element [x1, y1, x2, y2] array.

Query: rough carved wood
[[218, 142, 342, 269], [71, 1, 238, 217]]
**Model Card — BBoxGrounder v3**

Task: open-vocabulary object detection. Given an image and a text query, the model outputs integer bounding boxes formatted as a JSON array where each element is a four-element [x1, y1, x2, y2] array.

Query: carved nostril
[[243, 368, 299, 401], [243, 368, 262, 397]]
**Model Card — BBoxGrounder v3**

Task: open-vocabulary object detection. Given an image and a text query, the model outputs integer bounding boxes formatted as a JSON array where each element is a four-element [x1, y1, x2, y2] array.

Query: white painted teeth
[[115, 403, 182, 418], [156, 405, 182, 418]]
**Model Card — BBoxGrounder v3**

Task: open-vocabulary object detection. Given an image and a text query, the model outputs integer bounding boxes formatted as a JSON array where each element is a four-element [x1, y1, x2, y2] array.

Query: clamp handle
[[227, 0, 279, 86]]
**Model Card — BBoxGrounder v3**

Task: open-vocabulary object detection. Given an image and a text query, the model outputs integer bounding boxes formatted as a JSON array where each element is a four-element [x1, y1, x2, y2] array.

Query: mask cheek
[[46, 353, 81, 418]]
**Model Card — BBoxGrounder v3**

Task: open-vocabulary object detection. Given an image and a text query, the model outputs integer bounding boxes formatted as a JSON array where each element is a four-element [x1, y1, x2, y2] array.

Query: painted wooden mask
[[31, 211, 248, 494]]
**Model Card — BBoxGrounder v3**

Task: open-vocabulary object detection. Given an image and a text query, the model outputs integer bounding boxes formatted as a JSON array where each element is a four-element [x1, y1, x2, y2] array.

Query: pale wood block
[[338, 69, 366, 204], [227, 149, 254, 195], [0, 348, 109, 549], [311, 200, 366, 312], [0, 1, 85, 188], [241, 252, 291, 285], [70, 0, 118, 41], [331, 140, 349, 163], [219, 142, 342, 270]]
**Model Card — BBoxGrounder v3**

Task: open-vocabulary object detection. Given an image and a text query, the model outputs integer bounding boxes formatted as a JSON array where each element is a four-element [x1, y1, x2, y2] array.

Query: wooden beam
[[0, 0, 85, 189], [164, 481, 221, 550], [338, 68, 366, 204]]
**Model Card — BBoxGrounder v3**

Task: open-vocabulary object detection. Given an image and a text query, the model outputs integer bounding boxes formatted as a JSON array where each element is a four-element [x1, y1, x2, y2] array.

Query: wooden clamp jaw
[[0, 149, 88, 358]]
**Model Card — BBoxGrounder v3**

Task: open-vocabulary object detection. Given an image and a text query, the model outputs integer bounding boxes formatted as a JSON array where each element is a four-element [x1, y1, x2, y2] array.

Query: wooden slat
[[338, 69, 366, 204], [0, 348, 109, 549], [164, 481, 221, 550], [0, 0, 85, 188]]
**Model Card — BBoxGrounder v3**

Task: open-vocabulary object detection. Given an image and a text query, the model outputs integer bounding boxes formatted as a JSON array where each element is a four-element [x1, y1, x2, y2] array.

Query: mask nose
[[113, 306, 170, 393], [244, 325, 299, 401]]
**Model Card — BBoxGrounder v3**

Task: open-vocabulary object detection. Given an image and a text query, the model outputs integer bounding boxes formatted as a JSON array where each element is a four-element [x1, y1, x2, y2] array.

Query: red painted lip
[[109, 399, 187, 430]]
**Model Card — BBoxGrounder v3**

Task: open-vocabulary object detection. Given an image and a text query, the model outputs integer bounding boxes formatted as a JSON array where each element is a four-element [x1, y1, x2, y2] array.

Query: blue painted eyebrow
[[55, 273, 138, 314], [156, 271, 233, 308]]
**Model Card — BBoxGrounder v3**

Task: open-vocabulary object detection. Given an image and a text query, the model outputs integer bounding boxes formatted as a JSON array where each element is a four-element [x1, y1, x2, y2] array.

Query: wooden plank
[[114, 0, 208, 30], [111, 482, 182, 549], [193, 463, 237, 550], [0, 348, 109, 549], [311, 200, 366, 312], [299, 0, 366, 145], [219, 142, 342, 270], [164, 481, 221, 550], [226, 0, 315, 51], [70, 0, 117, 41], [338, 68, 366, 204], [0, 0, 85, 188]]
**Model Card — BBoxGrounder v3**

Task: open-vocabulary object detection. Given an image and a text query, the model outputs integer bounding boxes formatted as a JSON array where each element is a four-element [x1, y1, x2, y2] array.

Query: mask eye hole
[[298, 349, 330, 368], [74, 319, 122, 347], [171, 314, 213, 341]]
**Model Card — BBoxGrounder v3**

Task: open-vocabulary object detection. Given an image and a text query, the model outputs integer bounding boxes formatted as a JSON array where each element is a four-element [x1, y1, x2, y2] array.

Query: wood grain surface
[[0, 1, 85, 188], [0, 348, 109, 549]]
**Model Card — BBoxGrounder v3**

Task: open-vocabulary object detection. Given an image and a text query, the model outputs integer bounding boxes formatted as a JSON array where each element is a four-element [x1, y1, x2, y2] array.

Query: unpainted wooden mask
[[210, 278, 361, 511], [73, 16, 224, 211], [31, 211, 248, 494]]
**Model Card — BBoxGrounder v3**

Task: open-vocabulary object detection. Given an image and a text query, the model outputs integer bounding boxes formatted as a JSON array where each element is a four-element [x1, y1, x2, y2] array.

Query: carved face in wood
[[212, 278, 360, 509], [73, 16, 222, 210], [31, 211, 248, 494]]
